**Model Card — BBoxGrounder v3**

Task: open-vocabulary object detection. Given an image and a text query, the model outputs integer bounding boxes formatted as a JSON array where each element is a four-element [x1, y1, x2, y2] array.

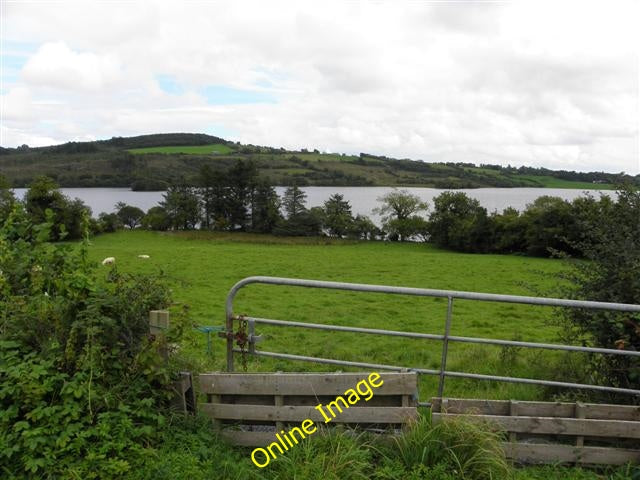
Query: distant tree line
[[1, 168, 637, 261]]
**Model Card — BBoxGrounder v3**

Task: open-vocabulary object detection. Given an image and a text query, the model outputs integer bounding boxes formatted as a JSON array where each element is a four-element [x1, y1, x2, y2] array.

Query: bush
[[558, 185, 640, 397], [0, 202, 181, 478]]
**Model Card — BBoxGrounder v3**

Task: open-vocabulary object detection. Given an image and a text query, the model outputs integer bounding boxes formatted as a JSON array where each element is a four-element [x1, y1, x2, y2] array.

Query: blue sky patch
[[200, 85, 276, 105], [156, 74, 184, 95]]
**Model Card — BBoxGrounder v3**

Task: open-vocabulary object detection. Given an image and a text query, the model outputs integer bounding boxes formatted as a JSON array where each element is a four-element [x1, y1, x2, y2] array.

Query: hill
[[1, 133, 637, 190]]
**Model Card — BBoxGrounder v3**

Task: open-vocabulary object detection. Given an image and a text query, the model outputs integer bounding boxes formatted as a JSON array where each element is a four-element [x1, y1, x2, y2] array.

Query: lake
[[13, 186, 616, 222]]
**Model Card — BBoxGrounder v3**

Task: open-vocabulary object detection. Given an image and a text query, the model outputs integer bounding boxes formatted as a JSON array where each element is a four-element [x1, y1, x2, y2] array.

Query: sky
[[1, 0, 638, 174]]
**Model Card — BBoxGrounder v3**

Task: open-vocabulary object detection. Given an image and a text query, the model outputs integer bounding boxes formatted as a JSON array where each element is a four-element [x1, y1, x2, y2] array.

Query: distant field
[[516, 174, 615, 190], [86, 230, 586, 404], [128, 143, 233, 155]]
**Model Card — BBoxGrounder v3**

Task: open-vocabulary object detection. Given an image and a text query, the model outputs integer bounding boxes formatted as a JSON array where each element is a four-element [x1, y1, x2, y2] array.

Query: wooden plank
[[433, 413, 640, 439], [583, 403, 640, 421], [202, 403, 418, 424], [221, 429, 403, 447], [431, 398, 510, 415], [504, 442, 640, 465], [282, 395, 403, 407], [575, 402, 585, 450], [222, 431, 275, 447], [200, 372, 417, 396], [431, 398, 640, 420]]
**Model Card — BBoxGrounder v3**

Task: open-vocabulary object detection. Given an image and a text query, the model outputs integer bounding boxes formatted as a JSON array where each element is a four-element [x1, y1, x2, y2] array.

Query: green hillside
[[0, 133, 636, 190]]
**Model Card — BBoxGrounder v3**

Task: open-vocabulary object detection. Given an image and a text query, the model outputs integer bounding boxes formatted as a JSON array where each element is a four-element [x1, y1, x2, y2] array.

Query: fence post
[[149, 310, 170, 361], [437, 296, 454, 398], [226, 313, 234, 372]]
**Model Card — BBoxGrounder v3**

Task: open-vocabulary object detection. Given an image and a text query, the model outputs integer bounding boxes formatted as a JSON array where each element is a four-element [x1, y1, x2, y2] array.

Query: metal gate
[[222, 276, 640, 399]]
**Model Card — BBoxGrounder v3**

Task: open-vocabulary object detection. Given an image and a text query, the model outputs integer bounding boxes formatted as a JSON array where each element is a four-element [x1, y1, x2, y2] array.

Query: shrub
[[0, 202, 180, 478]]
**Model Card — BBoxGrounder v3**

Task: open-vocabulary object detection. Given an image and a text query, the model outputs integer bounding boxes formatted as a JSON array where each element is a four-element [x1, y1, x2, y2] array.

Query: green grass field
[[516, 175, 615, 190], [87, 230, 584, 403], [128, 144, 234, 155], [85, 231, 635, 479]]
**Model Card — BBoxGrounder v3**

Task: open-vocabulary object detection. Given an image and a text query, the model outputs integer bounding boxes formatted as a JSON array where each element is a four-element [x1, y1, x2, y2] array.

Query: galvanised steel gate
[[223, 276, 640, 399]]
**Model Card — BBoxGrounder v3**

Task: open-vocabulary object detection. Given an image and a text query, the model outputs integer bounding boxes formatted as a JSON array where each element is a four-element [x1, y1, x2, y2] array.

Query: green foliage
[[266, 429, 374, 480], [381, 414, 511, 480], [0, 203, 178, 478], [521, 196, 576, 256], [142, 206, 171, 231], [99, 211, 124, 233], [116, 202, 145, 229], [23, 176, 92, 241], [161, 183, 201, 230], [0, 174, 16, 224], [558, 185, 640, 395], [250, 181, 282, 233], [428, 191, 492, 252], [281, 185, 307, 219], [374, 189, 428, 241], [323, 193, 354, 238]]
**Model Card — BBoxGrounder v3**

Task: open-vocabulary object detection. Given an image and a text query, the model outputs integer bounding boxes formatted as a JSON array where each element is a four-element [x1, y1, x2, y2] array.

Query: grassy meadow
[[86, 230, 584, 403], [128, 143, 234, 155], [80, 230, 638, 479]]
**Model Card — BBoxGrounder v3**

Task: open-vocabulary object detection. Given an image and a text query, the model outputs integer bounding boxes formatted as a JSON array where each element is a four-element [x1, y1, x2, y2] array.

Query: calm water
[[13, 187, 616, 221]]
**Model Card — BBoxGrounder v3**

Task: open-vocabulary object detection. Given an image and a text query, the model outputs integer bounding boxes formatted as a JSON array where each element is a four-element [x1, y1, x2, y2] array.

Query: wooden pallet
[[431, 397, 640, 465], [199, 372, 419, 446]]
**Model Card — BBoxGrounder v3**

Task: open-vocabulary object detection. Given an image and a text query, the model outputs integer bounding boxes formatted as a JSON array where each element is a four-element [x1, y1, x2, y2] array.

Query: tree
[[374, 189, 428, 241], [323, 194, 353, 237], [348, 214, 380, 240], [491, 207, 526, 253], [0, 174, 16, 224], [226, 160, 258, 230], [559, 185, 640, 394], [281, 186, 307, 219], [250, 181, 281, 233], [161, 183, 201, 230], [198, 160, 259, 231], [141, 206, 171, 231], [199, 165, 230, 230], [24, 176, 90, 240], [428, 191, 491, 252], [115, 202, 145, 229], [522, 196, 576, 256], [98, 212, 123, 233], [385, 216, 430, 243]]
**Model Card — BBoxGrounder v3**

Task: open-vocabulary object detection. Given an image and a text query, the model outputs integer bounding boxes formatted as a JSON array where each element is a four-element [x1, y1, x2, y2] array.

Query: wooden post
[[149, 310, 170, 361], [575, 401, 585, 464], [509, 400, 519, 443], [275, 395, 284, 432]]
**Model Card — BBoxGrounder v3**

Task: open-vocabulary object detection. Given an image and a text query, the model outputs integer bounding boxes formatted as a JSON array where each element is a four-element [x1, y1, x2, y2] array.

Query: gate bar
[[238, 315, 640, 357]]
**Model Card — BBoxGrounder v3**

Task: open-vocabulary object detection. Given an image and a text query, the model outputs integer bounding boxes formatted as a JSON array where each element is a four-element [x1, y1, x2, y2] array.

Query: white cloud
[[22, 42, 123, 91], [0, 0, 638, 174]]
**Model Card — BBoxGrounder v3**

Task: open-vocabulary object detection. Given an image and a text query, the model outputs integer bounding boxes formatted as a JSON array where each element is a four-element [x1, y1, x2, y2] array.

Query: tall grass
[[381, 414, 511, 480]]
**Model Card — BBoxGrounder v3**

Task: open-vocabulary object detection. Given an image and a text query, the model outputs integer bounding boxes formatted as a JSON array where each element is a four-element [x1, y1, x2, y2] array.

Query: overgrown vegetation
[[556, 186, 640, 397], [0, 203, 183, 478]]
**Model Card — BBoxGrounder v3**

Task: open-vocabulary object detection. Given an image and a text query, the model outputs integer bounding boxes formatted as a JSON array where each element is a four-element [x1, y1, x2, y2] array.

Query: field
[[83, 230, 636, 479], [88, 230, 581, 402], [516, 175, 615, 190], [128, 143, 234, 155]]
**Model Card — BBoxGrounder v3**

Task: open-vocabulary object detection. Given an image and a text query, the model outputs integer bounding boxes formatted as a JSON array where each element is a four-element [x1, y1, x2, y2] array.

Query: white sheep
[[101, 257, 115, 265], [137, 255, 150, 259]]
